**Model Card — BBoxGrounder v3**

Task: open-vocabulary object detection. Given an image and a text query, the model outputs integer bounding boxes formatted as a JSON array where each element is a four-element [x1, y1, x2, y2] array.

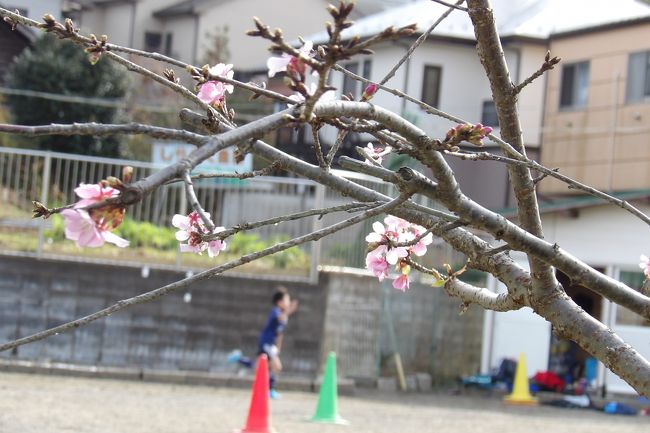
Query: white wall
[[196, 0, 332, 70]]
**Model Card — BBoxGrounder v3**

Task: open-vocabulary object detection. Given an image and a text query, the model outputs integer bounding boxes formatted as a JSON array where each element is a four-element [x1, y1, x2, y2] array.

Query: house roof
[[152, 0, 214, 18], [306, 0, 650, 44], [497, 189, 650, 218]]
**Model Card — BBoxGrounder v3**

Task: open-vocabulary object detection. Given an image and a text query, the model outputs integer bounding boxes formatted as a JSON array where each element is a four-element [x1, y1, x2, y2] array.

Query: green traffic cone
[[310, 351, 348, 425]]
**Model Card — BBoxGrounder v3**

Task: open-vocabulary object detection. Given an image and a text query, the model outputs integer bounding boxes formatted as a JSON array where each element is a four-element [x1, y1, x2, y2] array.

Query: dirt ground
[[0, 372, 647, 433]]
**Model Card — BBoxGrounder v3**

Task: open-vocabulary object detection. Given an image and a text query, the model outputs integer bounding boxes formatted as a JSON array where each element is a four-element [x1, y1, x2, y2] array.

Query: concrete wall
[[321, 271, 484, 384], [0, 255, 327, 375], [0, 255, 484, 384]]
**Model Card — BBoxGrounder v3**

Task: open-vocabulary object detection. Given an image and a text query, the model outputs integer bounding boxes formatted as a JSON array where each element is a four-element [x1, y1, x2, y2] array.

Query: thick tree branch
[[466, 0, 556, 294], [444, 278, 522, 311]]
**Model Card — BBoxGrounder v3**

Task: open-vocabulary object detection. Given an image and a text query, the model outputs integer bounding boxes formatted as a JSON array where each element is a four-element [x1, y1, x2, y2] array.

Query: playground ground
[[0, 372, 647, 433]]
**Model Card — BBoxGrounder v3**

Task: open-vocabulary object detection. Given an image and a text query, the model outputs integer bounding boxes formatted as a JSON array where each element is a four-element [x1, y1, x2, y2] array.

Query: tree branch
[[444, 278, 522, 311]]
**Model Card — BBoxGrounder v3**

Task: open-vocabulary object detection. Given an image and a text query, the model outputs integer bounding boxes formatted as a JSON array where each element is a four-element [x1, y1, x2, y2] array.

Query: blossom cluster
[[365, 216, 433, 291], [267, 40, 335, 106], [60, 183, 129, 248], [365, 142, 392, 165], [444, 123, 493, 147], [197, 63, 235, 106], [172, 211, 227, 258]]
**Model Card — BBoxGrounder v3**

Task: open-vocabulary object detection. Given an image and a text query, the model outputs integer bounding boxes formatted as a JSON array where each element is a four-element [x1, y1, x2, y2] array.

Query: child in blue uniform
[[259, 287, 298, 398], [228, 286, 298, 398]]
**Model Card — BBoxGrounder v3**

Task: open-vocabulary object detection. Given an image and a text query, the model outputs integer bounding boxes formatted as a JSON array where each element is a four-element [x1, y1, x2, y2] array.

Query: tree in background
[[5, 34, 128, 157]]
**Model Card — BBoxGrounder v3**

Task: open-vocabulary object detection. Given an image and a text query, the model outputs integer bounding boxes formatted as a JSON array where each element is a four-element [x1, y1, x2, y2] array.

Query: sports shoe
[[227, 349, 242, 364], [269, 389, 281, 399]]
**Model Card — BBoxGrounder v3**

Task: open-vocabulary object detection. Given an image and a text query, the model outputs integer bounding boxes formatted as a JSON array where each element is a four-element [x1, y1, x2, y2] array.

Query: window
[[144, 32, 162, 52], [481, 100, 498, 127], [559, 61, 589, 109], [341, 60, 371, 98], [616, 271, 650, 327], [164, 33, 173, 56], [342, 62, 359, 97], [626, 51, 650, 103], [421, 65, 441, 108]]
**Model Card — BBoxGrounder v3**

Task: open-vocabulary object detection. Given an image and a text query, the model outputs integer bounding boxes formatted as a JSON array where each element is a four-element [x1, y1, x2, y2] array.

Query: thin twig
[[379, 0, 465, 86], [325, 129, 349, 167], [514, 50, 560, 95], [430, 0, 468, 12], [446, 150, 650, 226], [0, 194, 409, 352], [311, 126, 328, 169], [404, 257, 444, 280], [182, 170, 216, 232], [204, 201, 383, 241], [331, 64, 524, 159]]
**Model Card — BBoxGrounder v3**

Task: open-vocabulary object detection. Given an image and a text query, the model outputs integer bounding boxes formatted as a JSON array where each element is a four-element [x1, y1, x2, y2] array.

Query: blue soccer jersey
[[258, 307, 286, 349]]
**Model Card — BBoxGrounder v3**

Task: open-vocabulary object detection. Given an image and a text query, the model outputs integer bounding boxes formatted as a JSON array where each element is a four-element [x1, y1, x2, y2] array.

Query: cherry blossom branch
[[0, 193, 408, 353], [447, 150, 650, 226], [204, 201, 383, 241], [182, 170, 216, 231], [444, 278, 522, 311], [378, 0, 465, 86]]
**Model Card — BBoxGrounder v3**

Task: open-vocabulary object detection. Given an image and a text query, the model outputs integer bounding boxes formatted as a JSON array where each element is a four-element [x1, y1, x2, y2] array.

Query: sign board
[[152, 141, 253, 184]]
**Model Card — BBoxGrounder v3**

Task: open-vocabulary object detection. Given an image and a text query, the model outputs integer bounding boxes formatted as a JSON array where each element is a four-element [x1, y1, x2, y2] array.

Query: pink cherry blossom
[[366, 245, 390, 281], [364, 142, 392, 165], [74, 183, 119, 207], [267, 41, 313, 77], [172, 211, 228, 257], [640, 255, 650, 278], [208, 63, 235, 94], [61, 208, 128, 248], [392, 274, 410, 291], [197, 81, 227, 106]]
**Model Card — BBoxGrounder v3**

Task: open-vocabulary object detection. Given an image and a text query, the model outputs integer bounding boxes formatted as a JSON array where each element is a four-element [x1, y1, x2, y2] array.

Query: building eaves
[[153, 0, 232, 18], [497, 189, 650, 218], [306, 0, 650, 45]]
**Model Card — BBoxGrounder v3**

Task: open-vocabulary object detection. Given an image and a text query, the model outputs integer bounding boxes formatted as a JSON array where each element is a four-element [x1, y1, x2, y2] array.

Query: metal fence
[[0, 146, 444, 282]]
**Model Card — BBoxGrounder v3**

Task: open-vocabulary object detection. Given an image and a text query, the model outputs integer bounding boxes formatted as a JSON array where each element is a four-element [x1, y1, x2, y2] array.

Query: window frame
[[559, 60, 590, 110], [421, 65, 442, 109], [626, 50, 650, 104]]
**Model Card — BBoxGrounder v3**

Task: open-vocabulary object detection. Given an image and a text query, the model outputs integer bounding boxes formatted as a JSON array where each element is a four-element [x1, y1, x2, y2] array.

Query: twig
[[514, 50, 560, 95], [331, 64, 524, 159], [311, 126, 328, 169], [182, 170, 216, 232], [430, 0, 468, 12], [204, 201, 383, 241], [379, 0, 465, 86], [0, 194, 409, 352], [403, 257, 444, 280], [446, 150, 650, 226], [325, 129, 348, 167]]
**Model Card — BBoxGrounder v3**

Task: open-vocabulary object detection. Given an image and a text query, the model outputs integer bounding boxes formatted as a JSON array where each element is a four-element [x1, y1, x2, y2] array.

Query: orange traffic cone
[[235, 354, 276, 433], [503, 353, 538, 406]]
